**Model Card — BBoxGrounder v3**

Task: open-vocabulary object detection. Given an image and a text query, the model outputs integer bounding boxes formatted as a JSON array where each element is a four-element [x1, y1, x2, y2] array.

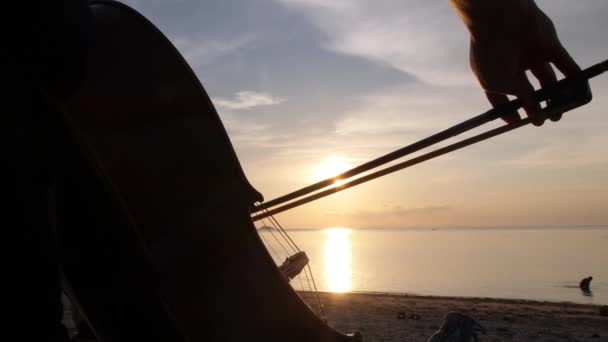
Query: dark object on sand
[[580, 276, 593, 292], [427, 312, 485, 342], [600, 306, 608, 317], [396, 312, 420, 320]]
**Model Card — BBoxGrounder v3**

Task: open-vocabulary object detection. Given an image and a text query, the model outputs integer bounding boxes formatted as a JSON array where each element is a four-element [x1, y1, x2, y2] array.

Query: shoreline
[[306, 291, 608, 341], [322, 290, 606, 307]]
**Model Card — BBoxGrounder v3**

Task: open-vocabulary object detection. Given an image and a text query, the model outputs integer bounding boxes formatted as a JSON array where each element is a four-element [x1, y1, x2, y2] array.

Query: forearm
[[448, 0, 537, 41]]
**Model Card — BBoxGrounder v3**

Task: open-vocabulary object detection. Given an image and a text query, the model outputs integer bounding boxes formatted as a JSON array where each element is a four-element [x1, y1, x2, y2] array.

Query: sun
[[313, 155, 352, 185]]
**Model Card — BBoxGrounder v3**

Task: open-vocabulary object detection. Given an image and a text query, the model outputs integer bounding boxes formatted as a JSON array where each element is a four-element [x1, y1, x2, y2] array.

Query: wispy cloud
[[504, 134, 608, 168], [274, 0, 608, 86], [213, 91, 286, 110], [321, 205, 452, 228], [274, 0, 471, 85], [351, 205, 451, 218], [173, 35, 254, 66], [334, 82, 485, 138]]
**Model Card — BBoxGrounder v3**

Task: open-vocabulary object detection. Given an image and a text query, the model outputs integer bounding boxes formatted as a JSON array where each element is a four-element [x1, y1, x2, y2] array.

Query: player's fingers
[[530, 62, 558, 88], [530, 62, 562, 122], [485, 91, 520, 124], [512, 73, 544, 126]]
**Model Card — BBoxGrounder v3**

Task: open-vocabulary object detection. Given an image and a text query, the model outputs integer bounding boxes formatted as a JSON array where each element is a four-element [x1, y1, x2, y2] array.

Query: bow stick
[[252, 59, 608, 221]]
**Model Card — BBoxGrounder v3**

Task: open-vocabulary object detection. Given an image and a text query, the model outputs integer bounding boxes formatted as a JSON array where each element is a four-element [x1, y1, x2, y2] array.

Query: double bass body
[[56, 1, 356, 341]]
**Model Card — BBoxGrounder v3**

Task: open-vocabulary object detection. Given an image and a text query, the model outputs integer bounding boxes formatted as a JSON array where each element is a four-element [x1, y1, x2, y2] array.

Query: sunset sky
[[125, 0, 608, 229]]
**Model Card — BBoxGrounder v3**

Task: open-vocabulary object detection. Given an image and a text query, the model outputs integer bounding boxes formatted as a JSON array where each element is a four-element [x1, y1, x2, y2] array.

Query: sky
[[123, 0, 608, 229]]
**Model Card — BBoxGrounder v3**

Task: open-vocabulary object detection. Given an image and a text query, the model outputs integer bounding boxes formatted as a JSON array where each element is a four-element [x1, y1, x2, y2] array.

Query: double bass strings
[[251, 59, 607, 222], [256, 208, 327, 321]]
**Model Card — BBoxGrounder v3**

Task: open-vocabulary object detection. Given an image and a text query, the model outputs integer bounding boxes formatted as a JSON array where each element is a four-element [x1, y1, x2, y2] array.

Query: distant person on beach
[[7, 1, 580, 341], [580, 276, 593, 292]]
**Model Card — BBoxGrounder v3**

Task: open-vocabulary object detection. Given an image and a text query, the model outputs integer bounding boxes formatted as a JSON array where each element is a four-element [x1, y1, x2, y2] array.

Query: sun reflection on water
[[323, 228, 352, 293]]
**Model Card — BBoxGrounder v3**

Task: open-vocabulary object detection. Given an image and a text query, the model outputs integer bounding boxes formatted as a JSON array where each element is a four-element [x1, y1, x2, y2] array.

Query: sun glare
[[313, 156, 352, 186], [323, 228, 352, 293]]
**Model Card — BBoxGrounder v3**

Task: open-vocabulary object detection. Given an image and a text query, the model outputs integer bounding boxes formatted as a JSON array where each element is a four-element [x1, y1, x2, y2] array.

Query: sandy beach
[[314, 292, 608, 341], [64, 292, 607, 341]]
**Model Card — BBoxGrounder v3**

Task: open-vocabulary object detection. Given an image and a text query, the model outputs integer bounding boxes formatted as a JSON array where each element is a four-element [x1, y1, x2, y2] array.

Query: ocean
[[259, 227, 608, 305]]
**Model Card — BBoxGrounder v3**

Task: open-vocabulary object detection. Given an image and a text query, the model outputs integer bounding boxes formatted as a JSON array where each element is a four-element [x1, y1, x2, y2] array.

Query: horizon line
[[257, 225, 608, 231]]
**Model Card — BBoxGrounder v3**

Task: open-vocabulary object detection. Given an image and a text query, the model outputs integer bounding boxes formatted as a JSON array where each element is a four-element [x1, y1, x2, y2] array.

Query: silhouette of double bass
[[54, 1, 357, 341]]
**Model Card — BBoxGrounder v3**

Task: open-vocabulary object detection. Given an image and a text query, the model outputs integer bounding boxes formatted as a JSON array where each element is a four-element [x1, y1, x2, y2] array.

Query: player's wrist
[[452, 0, 537, 44]]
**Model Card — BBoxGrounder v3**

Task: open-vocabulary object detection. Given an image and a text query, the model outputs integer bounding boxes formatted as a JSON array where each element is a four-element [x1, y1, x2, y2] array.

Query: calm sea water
[[259, 227, 608, 305]]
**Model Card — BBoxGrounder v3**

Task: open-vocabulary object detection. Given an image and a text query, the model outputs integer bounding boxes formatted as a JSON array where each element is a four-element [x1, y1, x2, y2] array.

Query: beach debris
[[346, 331, 363, 341], [427, 312, 484, 342], [397, 311, 421, 321], [396, 312, 421, 320], [600, 306, 608, 317]]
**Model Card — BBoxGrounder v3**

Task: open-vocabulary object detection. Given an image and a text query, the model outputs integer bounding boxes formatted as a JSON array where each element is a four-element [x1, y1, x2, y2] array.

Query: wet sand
[[316, 292, 608, 341]]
